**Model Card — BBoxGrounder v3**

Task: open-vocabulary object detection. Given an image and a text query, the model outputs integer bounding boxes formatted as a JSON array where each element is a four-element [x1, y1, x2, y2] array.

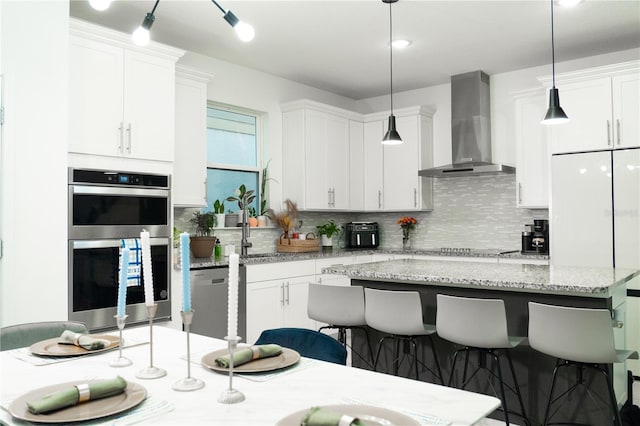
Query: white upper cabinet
[[282, 101, 353, 211], [173, 66, 212, 207], [546, 62, 639, 154], [363, 120, 385, 211], [514, 89, 551, 208], [69, 19, 184, 163], [348, 120, 365, 211], [363, 107, 435, 211]]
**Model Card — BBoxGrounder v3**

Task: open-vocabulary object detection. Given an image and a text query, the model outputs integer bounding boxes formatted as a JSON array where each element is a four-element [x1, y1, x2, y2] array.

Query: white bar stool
[[528, 302, 639, 426], [436, 294, 528, 426], [364, 288, 443, 383], [307, 283, 373, 367]]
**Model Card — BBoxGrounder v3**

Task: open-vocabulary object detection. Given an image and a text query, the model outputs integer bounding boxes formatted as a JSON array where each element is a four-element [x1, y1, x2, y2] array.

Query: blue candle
[[181, 232, 191, 312], [117, 247, 129, 317]]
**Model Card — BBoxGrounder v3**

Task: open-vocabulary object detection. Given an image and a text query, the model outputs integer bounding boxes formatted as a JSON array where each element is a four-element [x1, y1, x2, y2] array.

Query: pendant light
[[132, 0, 159, 46], [382, 0, 402, 145], [541, 0, 569, 125]]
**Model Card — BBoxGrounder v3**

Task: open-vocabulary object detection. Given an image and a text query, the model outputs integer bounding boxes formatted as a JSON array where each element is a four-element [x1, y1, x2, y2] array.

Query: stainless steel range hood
[[418, 71, 515, 178]]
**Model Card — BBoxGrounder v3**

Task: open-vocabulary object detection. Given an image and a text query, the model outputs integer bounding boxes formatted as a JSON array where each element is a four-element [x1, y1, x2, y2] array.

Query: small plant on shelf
[[213, 199, 225, 214], [316, 219, 342, 247]]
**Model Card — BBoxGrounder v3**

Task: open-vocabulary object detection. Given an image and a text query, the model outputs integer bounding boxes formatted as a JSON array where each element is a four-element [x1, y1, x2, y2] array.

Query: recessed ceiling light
[[391, 39, 411, 49], [557, 0, 584, 7]]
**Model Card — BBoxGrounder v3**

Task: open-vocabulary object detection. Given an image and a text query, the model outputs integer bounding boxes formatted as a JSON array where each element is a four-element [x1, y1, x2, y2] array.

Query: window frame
[[205, 101, 266, 213]]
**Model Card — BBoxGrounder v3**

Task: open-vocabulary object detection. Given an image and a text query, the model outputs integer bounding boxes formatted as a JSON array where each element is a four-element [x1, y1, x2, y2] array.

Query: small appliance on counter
[[521, 219, 549, 254], [346, 222, 379, 249]]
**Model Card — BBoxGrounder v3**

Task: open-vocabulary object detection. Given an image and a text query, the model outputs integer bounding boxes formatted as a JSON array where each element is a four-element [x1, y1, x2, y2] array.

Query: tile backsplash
[[175, 174, 547, 254]]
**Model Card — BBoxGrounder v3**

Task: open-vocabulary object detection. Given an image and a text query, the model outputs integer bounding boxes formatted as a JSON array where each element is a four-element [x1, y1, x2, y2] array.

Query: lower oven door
[[68, 238, 171, 331]]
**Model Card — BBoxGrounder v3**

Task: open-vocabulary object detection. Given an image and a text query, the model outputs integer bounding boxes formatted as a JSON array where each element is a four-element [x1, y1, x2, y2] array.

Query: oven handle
[[72, 238, 169, 249], [71, 186, 169, 197]]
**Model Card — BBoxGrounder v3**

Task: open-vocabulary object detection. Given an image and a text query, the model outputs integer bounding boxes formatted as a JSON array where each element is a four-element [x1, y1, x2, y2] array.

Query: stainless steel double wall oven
[[68, 168, 171, 331]]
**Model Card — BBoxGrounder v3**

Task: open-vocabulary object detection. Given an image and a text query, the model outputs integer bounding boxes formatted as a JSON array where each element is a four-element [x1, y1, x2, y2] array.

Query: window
[[205, 104, 262, 216]]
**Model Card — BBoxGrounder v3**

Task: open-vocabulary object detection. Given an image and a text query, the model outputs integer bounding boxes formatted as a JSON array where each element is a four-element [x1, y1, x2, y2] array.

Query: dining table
[[0, 324, 500, 425]]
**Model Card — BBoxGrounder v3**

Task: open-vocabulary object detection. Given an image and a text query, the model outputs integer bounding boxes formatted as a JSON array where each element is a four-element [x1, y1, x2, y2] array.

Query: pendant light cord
[[389, 1, 394, 114], [150, 0, 160, 15], [550, 0, 556, 88]]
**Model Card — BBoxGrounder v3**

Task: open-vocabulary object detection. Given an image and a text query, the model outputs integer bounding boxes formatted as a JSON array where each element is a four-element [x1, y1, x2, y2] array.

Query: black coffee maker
[[521, 219, 549, 254]]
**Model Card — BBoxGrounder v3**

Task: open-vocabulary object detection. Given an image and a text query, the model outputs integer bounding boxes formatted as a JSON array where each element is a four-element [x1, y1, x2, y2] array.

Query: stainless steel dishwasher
[[189, 265, 246, 340]]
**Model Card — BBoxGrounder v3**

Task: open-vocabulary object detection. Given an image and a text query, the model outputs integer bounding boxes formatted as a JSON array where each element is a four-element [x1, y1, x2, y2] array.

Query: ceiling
[[69, 0, 640, 100]]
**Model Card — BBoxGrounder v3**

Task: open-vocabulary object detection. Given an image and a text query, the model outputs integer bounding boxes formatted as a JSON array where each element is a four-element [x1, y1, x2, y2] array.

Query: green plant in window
[[226, 184, 256, 212], [259, 159, 277, 216], [213, 199, 225, 214]]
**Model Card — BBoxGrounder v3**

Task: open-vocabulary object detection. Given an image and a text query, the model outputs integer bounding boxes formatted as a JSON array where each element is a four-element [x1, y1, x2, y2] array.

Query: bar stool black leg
[[490, 351, 510, 426], [505, 350, 528, 424]]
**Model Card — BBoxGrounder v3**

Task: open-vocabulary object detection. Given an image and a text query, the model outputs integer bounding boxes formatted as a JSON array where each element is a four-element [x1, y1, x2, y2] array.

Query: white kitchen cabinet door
[[363, 121, 384, 211], [246, 280, 285, 344], [282, 105, 350, 210], [122, 50, 176, 162], [69, 27, 181, 163], [612, 73, 640, 149], [349, 120, 365, 211], [384, 115, 422, 210], [173, 69, 210, 207], [550, 78, 613, 154], [613, 148, 640, 270], [282, 277, 316, 330], [514, 91, 551, 208], [69, 36, 124, 157]]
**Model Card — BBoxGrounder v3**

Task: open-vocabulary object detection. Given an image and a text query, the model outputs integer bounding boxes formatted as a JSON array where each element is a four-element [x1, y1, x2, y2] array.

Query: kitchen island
[[323, 258, 639, 425]]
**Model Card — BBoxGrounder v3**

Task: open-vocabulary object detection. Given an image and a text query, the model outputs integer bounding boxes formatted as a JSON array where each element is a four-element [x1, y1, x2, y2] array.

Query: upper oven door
[[69, 185, 170, 239]]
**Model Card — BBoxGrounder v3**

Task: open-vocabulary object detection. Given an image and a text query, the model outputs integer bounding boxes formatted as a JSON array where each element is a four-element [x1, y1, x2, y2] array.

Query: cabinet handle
[[280, 283, 285, 306], [414, 188, 417, 208], [328, 189, 331, 207], [285, 282, 290, 305], [332, 188, 335, 207], [378, 190, 382, 209], [518, 182, 522, 204], [616, 119, 621, 145], [606, 120, 611, 146], [126, 123, 132, 153], [118, 122, 124, 153]]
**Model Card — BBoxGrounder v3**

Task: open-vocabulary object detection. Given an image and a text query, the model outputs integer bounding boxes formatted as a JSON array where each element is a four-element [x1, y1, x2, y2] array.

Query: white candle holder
[[217, 336, 245, 404], [173, 310, 205, 391], [136, 304, 167, 379], [109, 314, 132, 367]]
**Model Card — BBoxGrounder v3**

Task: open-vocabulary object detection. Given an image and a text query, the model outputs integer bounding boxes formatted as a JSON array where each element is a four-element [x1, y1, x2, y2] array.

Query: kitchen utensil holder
[[136, 304, 167, 379], [173, 310, 205, 391], [109, 314, 132, 367], [218, 336, 245, 404]]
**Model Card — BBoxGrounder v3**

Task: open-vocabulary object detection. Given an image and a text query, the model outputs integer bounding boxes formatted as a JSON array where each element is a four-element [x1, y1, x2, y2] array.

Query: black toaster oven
[[346, 222, 379, 249]]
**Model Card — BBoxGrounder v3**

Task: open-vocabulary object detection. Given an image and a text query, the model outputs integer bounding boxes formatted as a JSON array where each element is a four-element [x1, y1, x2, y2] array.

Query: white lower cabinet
[[245, 260, 316, 343]]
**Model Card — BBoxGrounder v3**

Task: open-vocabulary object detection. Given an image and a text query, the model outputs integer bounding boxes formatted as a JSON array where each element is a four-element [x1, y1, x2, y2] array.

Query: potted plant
[[213, 199, 226, 228], [247, 206, 258, 227], [189, 211, 216, 258], [316, 219, 342, 247], [258, 159, 277, 227], [226, 184, 256, 227]]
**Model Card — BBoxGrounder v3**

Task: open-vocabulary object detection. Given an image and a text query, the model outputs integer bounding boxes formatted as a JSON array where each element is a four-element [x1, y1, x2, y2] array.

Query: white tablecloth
[[0, 325, 500, 425]]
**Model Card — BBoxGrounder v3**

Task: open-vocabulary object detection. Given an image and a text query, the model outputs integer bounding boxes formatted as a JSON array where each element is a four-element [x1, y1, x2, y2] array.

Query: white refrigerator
[[551, 148, 640, 380]]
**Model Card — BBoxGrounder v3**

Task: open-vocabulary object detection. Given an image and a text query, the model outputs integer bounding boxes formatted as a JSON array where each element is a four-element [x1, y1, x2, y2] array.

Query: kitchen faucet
[[241, 208, 252, 255]]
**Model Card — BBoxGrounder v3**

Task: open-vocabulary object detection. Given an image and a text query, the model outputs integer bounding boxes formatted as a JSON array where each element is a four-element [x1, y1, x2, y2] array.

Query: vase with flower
[[398, 216, 417, 250]]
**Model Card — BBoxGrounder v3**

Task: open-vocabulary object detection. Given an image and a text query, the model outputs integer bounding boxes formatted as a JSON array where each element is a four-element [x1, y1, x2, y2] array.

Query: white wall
[[0, 1, 69, 327], [177, 51, 359, 211]]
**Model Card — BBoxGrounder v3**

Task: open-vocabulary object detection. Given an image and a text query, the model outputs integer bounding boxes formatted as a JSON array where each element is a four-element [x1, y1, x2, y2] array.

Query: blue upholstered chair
[[0, 321, 89, 351], [254, 327, 347, 365]]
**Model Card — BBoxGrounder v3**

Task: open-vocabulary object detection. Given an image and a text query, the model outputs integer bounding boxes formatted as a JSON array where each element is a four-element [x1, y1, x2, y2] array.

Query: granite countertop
[[321, 258, 639, 296], [187, 248, 549, 269]]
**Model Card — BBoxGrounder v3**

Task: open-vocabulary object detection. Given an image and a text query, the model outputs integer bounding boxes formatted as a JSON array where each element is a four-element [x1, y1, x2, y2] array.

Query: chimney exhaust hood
[[418, 70, 515, 178]]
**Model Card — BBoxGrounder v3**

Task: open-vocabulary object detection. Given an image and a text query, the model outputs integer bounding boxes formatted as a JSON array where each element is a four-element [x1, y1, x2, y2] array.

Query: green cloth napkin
[[27, 376, 127, 415], [214, 344, 283, 368], [301, 407, 364, 426], [58, 330, 110, 351]]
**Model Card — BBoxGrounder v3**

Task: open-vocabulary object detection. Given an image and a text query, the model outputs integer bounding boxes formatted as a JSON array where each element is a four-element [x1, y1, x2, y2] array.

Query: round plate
[[29, 335, 120, 357], [201, 347, 300, 373], [276, 404, 421, 426], [8, 380, 147, 423]]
